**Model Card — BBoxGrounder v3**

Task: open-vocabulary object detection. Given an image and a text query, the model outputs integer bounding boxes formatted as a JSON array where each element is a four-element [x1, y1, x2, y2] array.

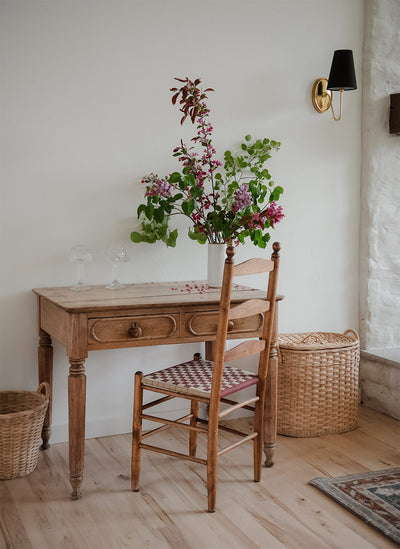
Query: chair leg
[[189, 400, 199, 457], [253, 382, 266, 482], [131, 371, 143, 492], [207, 409, 219, 512]]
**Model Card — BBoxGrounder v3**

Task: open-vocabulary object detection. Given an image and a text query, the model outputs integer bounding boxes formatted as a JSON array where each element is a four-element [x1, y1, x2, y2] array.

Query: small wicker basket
[[0, 382, 49, 479], [277, 330, 360, 437]]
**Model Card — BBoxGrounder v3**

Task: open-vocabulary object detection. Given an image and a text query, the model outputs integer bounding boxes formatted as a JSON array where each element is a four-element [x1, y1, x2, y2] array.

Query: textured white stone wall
[[360, 353, 400, 420], [360, 0, 400, 349]]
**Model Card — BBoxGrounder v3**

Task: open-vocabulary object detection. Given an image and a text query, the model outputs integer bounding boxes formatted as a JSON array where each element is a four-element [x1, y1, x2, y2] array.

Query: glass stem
[[112, 262, 118, 284], [77, 261, 84, 286]]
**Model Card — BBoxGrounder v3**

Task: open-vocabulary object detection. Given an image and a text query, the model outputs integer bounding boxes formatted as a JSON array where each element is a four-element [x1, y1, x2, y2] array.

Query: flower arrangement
[[131, 77, 284, 249]]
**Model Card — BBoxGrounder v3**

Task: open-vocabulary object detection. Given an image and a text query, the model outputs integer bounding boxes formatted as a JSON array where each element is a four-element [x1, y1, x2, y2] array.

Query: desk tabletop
[[33, 281, 268, 313]]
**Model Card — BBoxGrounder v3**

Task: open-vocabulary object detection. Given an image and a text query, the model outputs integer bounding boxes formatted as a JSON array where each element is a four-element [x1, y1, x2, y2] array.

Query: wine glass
[[69, 245, 93, 290], [104, 245, 129, 289]]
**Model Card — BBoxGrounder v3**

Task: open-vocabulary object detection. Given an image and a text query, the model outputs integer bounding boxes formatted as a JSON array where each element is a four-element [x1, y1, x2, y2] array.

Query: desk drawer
[[88, 314, 178, 345], [184, 311, 263, 338]]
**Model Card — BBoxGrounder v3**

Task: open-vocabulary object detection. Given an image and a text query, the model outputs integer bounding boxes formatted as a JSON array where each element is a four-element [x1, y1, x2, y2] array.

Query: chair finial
[[272, 242, 281, 257], [226, 246, 235, 262]]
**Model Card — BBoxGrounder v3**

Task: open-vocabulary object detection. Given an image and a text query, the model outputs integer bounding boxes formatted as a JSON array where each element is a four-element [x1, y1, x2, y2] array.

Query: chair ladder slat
[[224, 339, 266, 363], [233, 257, 274, 276], [228, 298, 270, 320]]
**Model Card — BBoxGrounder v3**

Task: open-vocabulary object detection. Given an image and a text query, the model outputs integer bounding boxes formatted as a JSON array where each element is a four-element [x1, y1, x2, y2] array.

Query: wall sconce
[[312, 49, 357, 121]]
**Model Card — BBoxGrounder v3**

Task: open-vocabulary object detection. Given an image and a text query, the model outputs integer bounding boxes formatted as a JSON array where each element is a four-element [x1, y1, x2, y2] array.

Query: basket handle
[[300, 333, 325, 345], [343, 329, 359, 340], [37, 382, 50, 400]]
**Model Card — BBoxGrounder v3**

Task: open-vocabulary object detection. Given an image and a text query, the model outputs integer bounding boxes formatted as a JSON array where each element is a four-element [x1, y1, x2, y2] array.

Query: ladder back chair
[[131, 242, 281, 512]]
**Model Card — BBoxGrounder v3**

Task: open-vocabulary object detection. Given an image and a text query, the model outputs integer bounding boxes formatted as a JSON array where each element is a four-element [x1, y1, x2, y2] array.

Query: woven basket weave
[[277, 330, 360, 437], [0, 382, 49, 479]]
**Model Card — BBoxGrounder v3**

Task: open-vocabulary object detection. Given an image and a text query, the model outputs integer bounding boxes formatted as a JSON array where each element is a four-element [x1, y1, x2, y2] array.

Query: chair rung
[[217, 433, 258, 457], [218, 396, 259, 418], [142, 395, 174, 410], [140, 443, 207, 465], [142, 413, 193, 439], [197, 417, 249, 438], [141, 413, 208, 433], [220, 397, 255, 412]]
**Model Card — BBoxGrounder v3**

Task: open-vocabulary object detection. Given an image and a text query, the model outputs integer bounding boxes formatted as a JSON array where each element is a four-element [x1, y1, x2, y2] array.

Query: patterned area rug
[[310, 468, 400, 545]]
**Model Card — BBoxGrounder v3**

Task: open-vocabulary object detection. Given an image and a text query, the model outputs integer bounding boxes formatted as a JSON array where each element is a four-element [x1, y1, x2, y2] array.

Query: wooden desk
[[33, 281, 281, 499]]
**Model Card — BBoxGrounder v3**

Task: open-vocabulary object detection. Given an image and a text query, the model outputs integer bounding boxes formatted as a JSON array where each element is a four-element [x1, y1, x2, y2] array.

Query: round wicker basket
[[277, 330, 360, 437], [0, 382, 49, 479]]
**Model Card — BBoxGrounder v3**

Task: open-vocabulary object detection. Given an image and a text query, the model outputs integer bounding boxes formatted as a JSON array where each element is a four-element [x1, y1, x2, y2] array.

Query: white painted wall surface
[[1, 0, 363, 442], [360, 0, 400, 349]]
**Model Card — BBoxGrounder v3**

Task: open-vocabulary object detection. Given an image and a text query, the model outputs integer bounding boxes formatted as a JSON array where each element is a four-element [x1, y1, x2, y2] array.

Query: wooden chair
[[131, 242, 281, 512]]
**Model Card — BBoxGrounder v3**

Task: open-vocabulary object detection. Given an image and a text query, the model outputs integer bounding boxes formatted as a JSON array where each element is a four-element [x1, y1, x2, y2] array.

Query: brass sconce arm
[[312, 77, 343, 122], [330, 88, 343, 121]]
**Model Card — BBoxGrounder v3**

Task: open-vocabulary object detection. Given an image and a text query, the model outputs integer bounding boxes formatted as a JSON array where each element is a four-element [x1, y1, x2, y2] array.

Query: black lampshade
[[327, 50, 357, 91]]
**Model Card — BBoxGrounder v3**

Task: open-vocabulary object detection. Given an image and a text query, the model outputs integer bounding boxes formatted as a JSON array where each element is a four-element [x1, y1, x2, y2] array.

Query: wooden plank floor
[[1, 405, 399, 549]]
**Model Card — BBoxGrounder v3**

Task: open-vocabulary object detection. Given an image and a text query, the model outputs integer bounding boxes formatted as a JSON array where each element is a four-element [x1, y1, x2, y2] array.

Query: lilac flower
[[144, 175, 174, 198], [232, 184, 252, 212]]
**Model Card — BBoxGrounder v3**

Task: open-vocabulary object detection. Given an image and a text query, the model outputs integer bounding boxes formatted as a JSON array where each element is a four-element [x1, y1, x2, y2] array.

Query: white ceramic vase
[[207, 243, 226, 288]]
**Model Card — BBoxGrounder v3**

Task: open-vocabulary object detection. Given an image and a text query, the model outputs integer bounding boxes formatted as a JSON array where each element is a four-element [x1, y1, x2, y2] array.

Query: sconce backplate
[[312, 77, 332, 113]]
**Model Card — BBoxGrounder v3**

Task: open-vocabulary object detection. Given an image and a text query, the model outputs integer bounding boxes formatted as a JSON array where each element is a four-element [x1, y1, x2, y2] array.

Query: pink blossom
[[248, 211, 267, 229], [266, 201, 284, 227]]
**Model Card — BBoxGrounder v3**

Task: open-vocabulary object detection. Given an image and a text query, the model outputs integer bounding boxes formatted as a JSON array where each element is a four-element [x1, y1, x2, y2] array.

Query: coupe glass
[[69, 245, 93, 290], [104, 245, 129, 289]]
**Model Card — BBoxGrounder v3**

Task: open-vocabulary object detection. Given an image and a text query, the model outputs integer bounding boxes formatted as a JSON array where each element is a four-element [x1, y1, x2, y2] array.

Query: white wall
[[360, 0, 400, 349], [1, 0, 364, 442]]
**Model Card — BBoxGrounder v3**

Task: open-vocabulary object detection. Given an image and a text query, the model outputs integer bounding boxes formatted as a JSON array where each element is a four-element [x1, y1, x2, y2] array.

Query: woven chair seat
[[142, 358, 259, 399]]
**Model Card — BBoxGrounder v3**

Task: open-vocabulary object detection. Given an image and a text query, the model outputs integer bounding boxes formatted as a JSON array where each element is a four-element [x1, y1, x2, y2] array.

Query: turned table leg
[[263, 302, 279, 467], [38, 329, 53, 449], [68, 359, 86, 500]]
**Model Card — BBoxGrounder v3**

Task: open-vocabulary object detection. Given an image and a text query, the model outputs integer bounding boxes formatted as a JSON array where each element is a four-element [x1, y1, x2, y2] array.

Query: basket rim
[[0, 389, 49, 420], [278, 331, 360, 351]]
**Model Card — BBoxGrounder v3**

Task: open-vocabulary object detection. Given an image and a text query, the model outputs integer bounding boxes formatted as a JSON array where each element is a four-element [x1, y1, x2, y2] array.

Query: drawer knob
[[129, 322, 143, 338], [227, 320, 235, 332]]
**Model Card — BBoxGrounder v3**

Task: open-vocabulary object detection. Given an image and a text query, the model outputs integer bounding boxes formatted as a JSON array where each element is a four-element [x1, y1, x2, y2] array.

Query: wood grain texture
[[1, 407, 399, 549], [223, 339, 266, 363], [228, 299, 270, 320], [233, 257, 274, 276], [33, 282, 268, 313]]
